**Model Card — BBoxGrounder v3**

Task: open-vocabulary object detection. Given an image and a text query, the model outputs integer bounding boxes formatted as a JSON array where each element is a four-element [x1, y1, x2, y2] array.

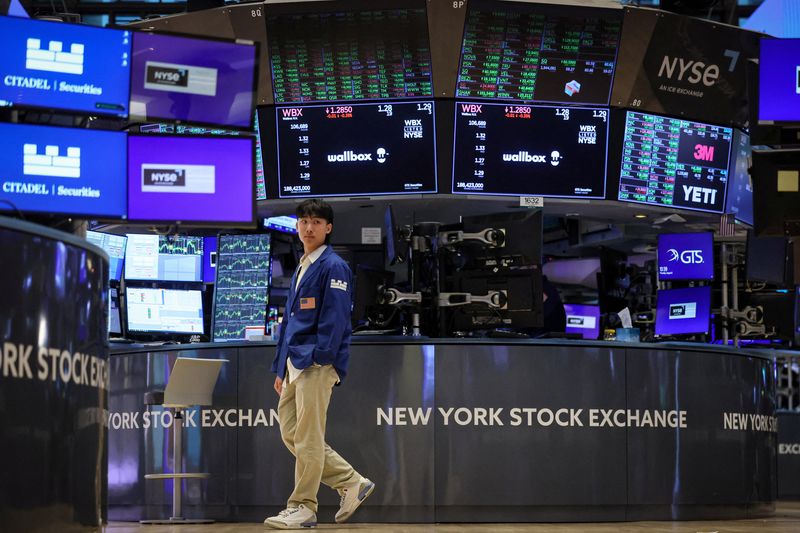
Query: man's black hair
[[296, 199, 334, 244]]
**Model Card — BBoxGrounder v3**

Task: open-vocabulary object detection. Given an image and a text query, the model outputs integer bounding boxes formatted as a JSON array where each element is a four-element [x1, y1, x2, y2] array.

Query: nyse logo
[[143, 168, 185, 186], [502, 151, 547, 163], [683, 185, 717, 205], [404, 119, 423, 139], [568, 317, 585, 326], [694, 144, 715, 162], [146, 65, 188, 88], [657, 50, 739, 87], [669, 302, 697, 320], [667, 248, 704, 264]]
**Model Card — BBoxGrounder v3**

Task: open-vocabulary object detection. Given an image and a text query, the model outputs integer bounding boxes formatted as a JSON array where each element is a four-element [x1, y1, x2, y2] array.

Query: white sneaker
[[264, 504, 317, 529], [335, 477, 375, 523]]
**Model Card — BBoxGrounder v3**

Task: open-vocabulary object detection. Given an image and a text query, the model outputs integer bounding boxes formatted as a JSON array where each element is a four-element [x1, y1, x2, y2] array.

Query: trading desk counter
[[108, 339, 777, 523]]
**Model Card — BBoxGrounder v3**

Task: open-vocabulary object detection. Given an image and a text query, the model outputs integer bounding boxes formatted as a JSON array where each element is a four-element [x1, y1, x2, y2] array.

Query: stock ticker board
[[617, 111, 732, 214], [267, 8, 433, 103], [212, 233, 271, 342], [456, 0, 621, 105]]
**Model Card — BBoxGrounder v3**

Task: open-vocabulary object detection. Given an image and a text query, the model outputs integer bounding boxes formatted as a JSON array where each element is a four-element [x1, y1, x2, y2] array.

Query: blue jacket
[[271, 246, 353, 381]]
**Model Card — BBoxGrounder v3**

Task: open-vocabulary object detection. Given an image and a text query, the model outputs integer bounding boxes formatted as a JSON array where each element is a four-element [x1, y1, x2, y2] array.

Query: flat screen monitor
[[86, 230, 127, 282], [109, 287, 122, 336], [0, 122, 126, 218], [263, 215, 297, 234], [126, 286, 204, 335], [202, 236, 217, 284], [124, 233, 203, 282], [563, 304, 601, 340], [139, 111, 266, 200], [212, 233, 271, 342], [758, 38, 800, 123], [655, 286, 712, 336], [266, 2, 433, 103], [129, 31, 257, 128], [127, 134, 255, 226], [751, 149, 800, 236], [455, 0, 622, 105], [618, 111, 732, 213], [0, 17, 130, 117], [452, 102, 608, 197], [275, 100, 437, 197], [657, 232, 714, 281], [461, 210, 543, 269], [724, 129, 753, 226]]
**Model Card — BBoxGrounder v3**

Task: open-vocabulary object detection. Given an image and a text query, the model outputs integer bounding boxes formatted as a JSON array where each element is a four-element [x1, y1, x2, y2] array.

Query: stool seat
[[144, 391, 165, 406]]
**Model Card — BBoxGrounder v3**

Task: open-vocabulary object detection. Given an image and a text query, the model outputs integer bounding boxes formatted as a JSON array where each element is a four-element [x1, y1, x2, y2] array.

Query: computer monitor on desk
[[126, 286, 205, 341], [655, 286, 712, 337]]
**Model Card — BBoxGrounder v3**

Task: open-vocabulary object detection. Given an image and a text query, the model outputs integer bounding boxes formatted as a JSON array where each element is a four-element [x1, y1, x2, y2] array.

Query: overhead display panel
[[0, 16, 131, 117], [724, 129, 753, 226], [452, 102, 608, 198], [266, 1, 433, 103], [758, 38, 800, 123], [611, 7, 761, 128], [275, 100, 437, 198], [617, 111, 732, 214], [455, 0, 622, 105]]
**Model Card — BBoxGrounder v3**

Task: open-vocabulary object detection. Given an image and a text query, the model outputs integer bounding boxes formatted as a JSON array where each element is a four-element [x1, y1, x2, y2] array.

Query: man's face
[[297, 216, 331, 251]]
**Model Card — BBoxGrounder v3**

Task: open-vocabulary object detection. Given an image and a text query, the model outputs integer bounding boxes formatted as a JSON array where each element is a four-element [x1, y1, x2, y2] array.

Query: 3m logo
[[143, 61, 217, 97], [141, 164, 215, 194], [26, 38, 84, 75], [669, 302, 697, 320], [694, 144, 715, 162], [23, 144, 80, 178]]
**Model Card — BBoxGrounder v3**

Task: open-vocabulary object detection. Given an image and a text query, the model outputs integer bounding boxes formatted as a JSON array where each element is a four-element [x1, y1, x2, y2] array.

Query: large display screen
[[127, 135, 255, 225], [456, 0, 622, 105], [564, 304, 601, 340], [275, 100, 437, 197], [655, 286, 712, 336], [126, 286, 204, 335], [657, 232, 714, 281], [725, 129, 753, 226], [86, 230, 127, 282], [129, 32, 257, 128], [212, 233, 271, 342], [266, 5, 433, 103], [759, 38, 800, 123], [0, 123, 126, 218], [452, 103, 607, 197], [0, 17, 130, 117], [124, 233, 203, 282], [139, 111, 266, 200], [618, 111, 732, 213]]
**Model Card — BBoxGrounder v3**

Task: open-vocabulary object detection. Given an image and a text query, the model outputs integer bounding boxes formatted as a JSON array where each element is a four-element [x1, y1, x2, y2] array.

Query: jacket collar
[[289, 245, 333, 307]]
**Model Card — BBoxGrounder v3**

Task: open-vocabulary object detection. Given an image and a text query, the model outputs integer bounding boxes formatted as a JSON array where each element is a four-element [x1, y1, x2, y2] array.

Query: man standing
[[265, 199, 374, 530]]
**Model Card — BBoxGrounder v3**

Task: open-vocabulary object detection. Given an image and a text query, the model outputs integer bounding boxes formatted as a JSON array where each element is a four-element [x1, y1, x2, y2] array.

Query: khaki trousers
[[278, 364, 360, 512]]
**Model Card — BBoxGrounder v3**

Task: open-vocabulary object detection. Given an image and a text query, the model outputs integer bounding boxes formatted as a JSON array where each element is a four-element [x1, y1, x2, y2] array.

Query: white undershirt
[[286, 245, 327, 384]]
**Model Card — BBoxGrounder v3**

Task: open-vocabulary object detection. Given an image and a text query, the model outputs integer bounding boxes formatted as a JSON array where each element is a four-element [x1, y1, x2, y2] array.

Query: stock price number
[[504, 105, 532, 119], [325, 106, 353, 118]]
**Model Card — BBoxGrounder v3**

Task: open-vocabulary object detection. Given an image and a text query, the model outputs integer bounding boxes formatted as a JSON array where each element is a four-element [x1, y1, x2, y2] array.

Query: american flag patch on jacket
[[330, 279, 348, 291]]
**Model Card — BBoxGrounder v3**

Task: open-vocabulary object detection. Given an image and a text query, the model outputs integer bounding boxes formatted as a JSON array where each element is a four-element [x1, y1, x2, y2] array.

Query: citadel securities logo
[[141, 164, 215, 194], [23, 143, 80, 178], [144, 61, 218, 97], [667, 248, 704, 264], [26, 38, 85, 75]]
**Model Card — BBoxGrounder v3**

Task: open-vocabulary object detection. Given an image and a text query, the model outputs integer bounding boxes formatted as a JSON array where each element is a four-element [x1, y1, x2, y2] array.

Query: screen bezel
[[654, 285, 712, 337], [124, 283, 206, 337], [125, 132, 257, 228], [126, 28, 259, 131]]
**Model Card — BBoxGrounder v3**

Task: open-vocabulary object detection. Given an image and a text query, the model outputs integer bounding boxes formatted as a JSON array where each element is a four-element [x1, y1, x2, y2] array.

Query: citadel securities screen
[[127, 135, 254, 225], [655, 285, 712, 336], [129, 32, 256, 128], [456, 0, 622, 105], [618, 111, 732, 213], [275, 101, 437, 197], [452, 102, 608, 197], [0, 123, 126, 218], [0, 16, 130, 117], [759, 39, 800, 123], [657, 232, 714, 281]]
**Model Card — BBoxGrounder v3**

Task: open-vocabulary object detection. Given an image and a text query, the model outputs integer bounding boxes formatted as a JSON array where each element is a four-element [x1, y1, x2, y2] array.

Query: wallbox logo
[[144, 61, 218, 97], [502, 151, 547, 163], [550, 151, 562, 166], [376, 148, 388, 164], [327, 150, 373, 163], [667, 248, 704, 264], [23, 143, 80, 178], [141, 164, 215, 194], [26, 38, 85, 75], [669, 302, 697, 320]]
